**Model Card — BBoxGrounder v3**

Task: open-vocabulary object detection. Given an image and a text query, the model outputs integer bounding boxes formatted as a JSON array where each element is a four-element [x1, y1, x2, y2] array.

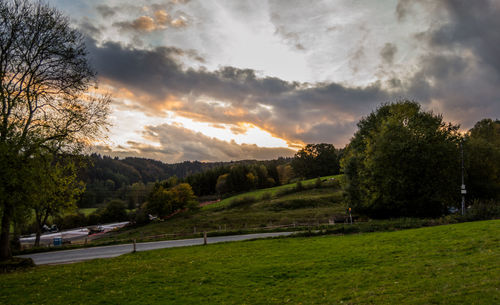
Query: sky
[[48, 0, 500, 163]]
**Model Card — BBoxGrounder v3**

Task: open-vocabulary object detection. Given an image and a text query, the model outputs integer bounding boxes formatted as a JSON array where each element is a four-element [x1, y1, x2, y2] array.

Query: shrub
[[100, 199, 128, 223], [87, 211, 102, 225], [275, 187, 298, 197], [295, 180, 304, 191], [315, 177, 322, 188], [129, 208, 150, 226], [323, 178, 341, 189], [270, 199, 321, 211], [0, 257, 35, 273], [57, 213, 88, 230], [465, 199, 500, 221], [261, 193, 272, 201], [228, 196, 257, 208]]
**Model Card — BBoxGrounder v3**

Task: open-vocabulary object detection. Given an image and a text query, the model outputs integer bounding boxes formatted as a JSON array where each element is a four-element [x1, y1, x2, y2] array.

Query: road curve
[[18, 232, 295, 265]]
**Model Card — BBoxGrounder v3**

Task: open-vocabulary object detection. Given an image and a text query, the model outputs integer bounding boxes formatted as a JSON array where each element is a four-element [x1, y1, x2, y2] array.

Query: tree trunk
[[34, 213, 45, 247], [11, 218, 22, 253], [0, 204, 13, 260], [35, 228, 41, 247]]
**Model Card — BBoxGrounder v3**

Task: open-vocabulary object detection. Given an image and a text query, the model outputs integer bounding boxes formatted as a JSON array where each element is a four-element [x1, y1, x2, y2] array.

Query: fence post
[[194, 226, 196, 234], [203, 231, 207, 245]]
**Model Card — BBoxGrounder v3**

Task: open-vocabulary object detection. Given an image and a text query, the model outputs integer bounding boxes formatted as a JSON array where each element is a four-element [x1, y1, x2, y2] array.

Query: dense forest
[[77, 154, 300, 207]]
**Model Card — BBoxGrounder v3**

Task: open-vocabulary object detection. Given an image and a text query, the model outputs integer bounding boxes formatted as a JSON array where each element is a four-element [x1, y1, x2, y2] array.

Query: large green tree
[[342, 101, 461, 218], [0, 0, 109, 259], [464, 119, 500, 200], [291, 143, 340, 179]]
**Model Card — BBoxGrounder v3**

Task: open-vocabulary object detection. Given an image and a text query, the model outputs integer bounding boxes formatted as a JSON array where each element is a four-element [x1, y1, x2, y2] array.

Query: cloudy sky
[[48, 0, 500, 163]]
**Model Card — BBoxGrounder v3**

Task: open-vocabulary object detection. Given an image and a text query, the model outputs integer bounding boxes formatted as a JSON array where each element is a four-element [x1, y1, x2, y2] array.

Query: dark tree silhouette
[[0, 0, 110, 260]]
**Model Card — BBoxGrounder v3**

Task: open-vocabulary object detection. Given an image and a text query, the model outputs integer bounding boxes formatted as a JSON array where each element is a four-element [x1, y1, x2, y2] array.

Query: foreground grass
[[2, 220, 499, 304]]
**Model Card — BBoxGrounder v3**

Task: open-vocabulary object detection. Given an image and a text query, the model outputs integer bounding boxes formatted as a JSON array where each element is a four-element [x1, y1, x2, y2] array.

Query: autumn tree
[[0, 0, 110, 259], [146, 183, 197, 218], [277, 164, 294, 184]]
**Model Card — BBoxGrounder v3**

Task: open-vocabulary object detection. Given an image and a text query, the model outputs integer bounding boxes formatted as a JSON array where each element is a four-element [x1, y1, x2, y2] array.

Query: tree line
[[76, 154, 229, 207]]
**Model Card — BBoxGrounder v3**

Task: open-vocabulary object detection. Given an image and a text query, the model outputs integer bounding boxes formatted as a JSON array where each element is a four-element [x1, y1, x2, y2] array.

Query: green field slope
[[1, 220, 499, 304], [203, 175, 341, 210], [98, 178, 345, 241]]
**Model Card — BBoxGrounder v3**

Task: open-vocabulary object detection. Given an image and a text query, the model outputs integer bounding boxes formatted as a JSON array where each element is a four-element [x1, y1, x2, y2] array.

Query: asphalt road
[[19, 232, 295, 265]]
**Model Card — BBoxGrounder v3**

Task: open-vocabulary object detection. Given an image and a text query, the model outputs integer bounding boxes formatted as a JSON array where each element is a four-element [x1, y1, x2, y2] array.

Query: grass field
[[2, 220, 498, 304], [203, 175, 341, 210]]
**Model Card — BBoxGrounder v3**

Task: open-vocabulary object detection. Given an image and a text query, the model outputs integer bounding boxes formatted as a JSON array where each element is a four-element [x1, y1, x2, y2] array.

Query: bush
[[261, 193, 272, 201], [128, 208, 150, 226], [323, 178, 341, 189], [270, 199, 321, 211], [275, 187, 298, 197], [57, 213, 88, 230], [228, 196, 257, 208], [0, 257, 35, 273], [87, 211, 102, 225], [315, 177, 322, 188], [465, 199, 500, 221], [100, 199, 128, 223], [295, 180, 304, 191]]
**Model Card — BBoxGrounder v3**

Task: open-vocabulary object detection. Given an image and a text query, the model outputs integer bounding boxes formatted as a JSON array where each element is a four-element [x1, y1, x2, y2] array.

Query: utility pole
[[461, 141, 466, 215]]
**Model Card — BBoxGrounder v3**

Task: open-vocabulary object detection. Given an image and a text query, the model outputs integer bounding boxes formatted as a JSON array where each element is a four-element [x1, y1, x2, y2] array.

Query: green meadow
[[1, 220, 499, 304], [96, 178, 345, 242], [202, 175, 340, 210]]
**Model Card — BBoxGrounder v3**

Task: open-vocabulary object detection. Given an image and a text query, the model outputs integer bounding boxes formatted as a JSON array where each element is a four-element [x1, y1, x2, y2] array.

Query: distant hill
[[77, 154, 292, 207]]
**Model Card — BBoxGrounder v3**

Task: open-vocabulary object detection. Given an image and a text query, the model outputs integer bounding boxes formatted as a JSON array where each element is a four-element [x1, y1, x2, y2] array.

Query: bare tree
[[0, 0, 110, 259]]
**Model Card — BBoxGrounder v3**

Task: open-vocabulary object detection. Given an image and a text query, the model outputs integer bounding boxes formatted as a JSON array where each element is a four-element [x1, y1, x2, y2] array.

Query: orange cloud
[[154, 10, 170, 26], [131, 16, 156, 32]]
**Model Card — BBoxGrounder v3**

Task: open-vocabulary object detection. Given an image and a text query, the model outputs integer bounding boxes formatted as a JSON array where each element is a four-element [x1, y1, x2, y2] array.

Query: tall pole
[[461, 141, 466, 216]]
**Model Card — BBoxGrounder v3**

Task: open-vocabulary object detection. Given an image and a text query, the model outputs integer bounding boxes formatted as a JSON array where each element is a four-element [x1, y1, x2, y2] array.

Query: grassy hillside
[[2, 220, 499, 304], [98, 176, 345, 241], [203, 175, 340, 210]]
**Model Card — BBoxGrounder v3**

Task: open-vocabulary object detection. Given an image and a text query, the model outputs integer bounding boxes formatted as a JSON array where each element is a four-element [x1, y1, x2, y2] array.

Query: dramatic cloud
[[393, 0, 500, 127], [86, 37, 391, 146], [50, 0, 500, 162], [96, 124, 295, 162], [428, 0, 500, 76]]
